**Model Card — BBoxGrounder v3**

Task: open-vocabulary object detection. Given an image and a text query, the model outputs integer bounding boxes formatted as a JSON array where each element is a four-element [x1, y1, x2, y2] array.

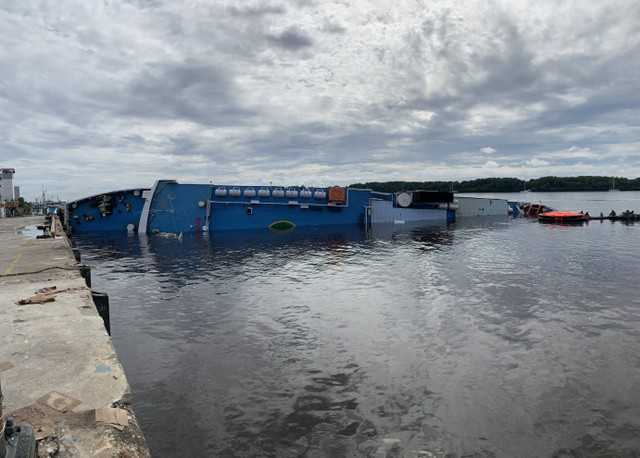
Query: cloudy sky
[[2, 0, 639, 201]]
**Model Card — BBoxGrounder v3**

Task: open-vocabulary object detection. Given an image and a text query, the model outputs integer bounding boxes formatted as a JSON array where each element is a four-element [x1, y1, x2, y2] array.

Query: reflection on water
[[73, 215, 640, 457]]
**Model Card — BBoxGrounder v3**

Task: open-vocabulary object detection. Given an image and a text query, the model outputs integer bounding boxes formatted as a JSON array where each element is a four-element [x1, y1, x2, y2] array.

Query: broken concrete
[[0, 216, 149, 457]]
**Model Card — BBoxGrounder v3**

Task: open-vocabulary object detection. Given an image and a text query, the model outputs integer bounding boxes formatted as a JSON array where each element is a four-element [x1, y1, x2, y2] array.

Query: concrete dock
[[0, 216, 149, 457]]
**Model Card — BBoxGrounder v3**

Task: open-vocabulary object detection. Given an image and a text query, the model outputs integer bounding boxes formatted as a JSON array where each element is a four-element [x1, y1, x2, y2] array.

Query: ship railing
[[206, 199, 347, 208]]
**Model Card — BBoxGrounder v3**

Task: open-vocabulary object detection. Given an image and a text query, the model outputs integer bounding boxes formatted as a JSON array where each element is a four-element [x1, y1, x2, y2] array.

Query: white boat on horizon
[[609, 177, 620, 192]]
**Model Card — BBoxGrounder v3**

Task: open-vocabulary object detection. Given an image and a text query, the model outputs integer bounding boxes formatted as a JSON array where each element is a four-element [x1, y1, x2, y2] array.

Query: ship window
[[246, 207, 253, 215]]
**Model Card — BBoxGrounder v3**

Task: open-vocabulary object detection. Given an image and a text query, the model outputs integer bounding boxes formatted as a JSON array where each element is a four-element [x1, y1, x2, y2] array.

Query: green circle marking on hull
[[269, 220, 296, 231]]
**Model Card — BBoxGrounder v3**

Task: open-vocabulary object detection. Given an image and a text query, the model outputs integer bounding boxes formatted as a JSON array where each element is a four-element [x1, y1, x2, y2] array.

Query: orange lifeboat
[[538, 211, 587, 224]]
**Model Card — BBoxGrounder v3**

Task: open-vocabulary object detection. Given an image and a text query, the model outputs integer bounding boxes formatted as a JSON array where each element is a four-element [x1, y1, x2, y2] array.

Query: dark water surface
[[73, 193, 640, 457]]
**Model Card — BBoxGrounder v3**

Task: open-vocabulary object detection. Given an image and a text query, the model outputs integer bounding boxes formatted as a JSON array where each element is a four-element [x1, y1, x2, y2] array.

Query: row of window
[[214, 187, 327, 199]]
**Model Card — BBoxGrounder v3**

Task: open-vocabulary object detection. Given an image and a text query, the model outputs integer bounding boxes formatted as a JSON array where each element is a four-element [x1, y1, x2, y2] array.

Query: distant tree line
[[349, 176, 640, 193]]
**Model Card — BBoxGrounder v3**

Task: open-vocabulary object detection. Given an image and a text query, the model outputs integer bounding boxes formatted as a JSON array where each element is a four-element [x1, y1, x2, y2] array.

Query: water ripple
[[73, 215, 640, 457]]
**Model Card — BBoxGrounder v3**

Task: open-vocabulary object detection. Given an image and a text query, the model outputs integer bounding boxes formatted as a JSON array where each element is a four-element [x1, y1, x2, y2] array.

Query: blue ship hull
[[65, 188, 148, 233], [66, 180, 456, 234]]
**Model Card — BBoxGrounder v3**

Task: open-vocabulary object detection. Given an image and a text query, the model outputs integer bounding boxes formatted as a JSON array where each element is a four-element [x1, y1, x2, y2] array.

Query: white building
[[0, 168, 16, 202]]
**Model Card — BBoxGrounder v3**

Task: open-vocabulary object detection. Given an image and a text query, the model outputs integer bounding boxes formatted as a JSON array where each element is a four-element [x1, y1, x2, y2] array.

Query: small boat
[[519, 202, 556, 216], [538, 211, 587, 224]]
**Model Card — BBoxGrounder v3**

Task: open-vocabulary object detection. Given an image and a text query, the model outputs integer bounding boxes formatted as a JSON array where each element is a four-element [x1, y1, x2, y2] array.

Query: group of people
[[584, 210, 638, 219], [605, 209, 635, 218]]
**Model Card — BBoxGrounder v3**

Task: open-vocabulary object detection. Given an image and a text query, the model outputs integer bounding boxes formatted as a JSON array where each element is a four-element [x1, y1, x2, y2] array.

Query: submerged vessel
[[65, 180, 458, 234], [519, 202, 556, 216], [65, 188, 149, 232]]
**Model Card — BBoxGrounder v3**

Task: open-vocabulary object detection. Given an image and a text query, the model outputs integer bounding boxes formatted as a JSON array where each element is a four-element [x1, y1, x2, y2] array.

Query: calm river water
[[73, 192, 640, 457]]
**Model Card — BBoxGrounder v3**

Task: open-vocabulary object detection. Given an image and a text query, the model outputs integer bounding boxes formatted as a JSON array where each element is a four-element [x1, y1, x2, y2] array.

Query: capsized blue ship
[[65, 188, 149, 233], [65, 180, 458, 234]]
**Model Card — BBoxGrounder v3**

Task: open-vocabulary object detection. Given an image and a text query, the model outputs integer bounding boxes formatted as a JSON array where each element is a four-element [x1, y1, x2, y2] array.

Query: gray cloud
[[227, 4, 286, 17], [121, 60, 252, 125], [1, 0, 639, 200], [264, 27, 314, 50]]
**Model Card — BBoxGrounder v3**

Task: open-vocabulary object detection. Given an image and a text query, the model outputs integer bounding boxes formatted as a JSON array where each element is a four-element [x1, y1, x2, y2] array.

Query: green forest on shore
[[350, 176, 640, 193]]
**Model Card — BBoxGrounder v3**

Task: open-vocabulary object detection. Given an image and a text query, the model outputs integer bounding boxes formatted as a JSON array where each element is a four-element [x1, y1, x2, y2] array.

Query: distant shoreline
[[350, 176, 640, 193]]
